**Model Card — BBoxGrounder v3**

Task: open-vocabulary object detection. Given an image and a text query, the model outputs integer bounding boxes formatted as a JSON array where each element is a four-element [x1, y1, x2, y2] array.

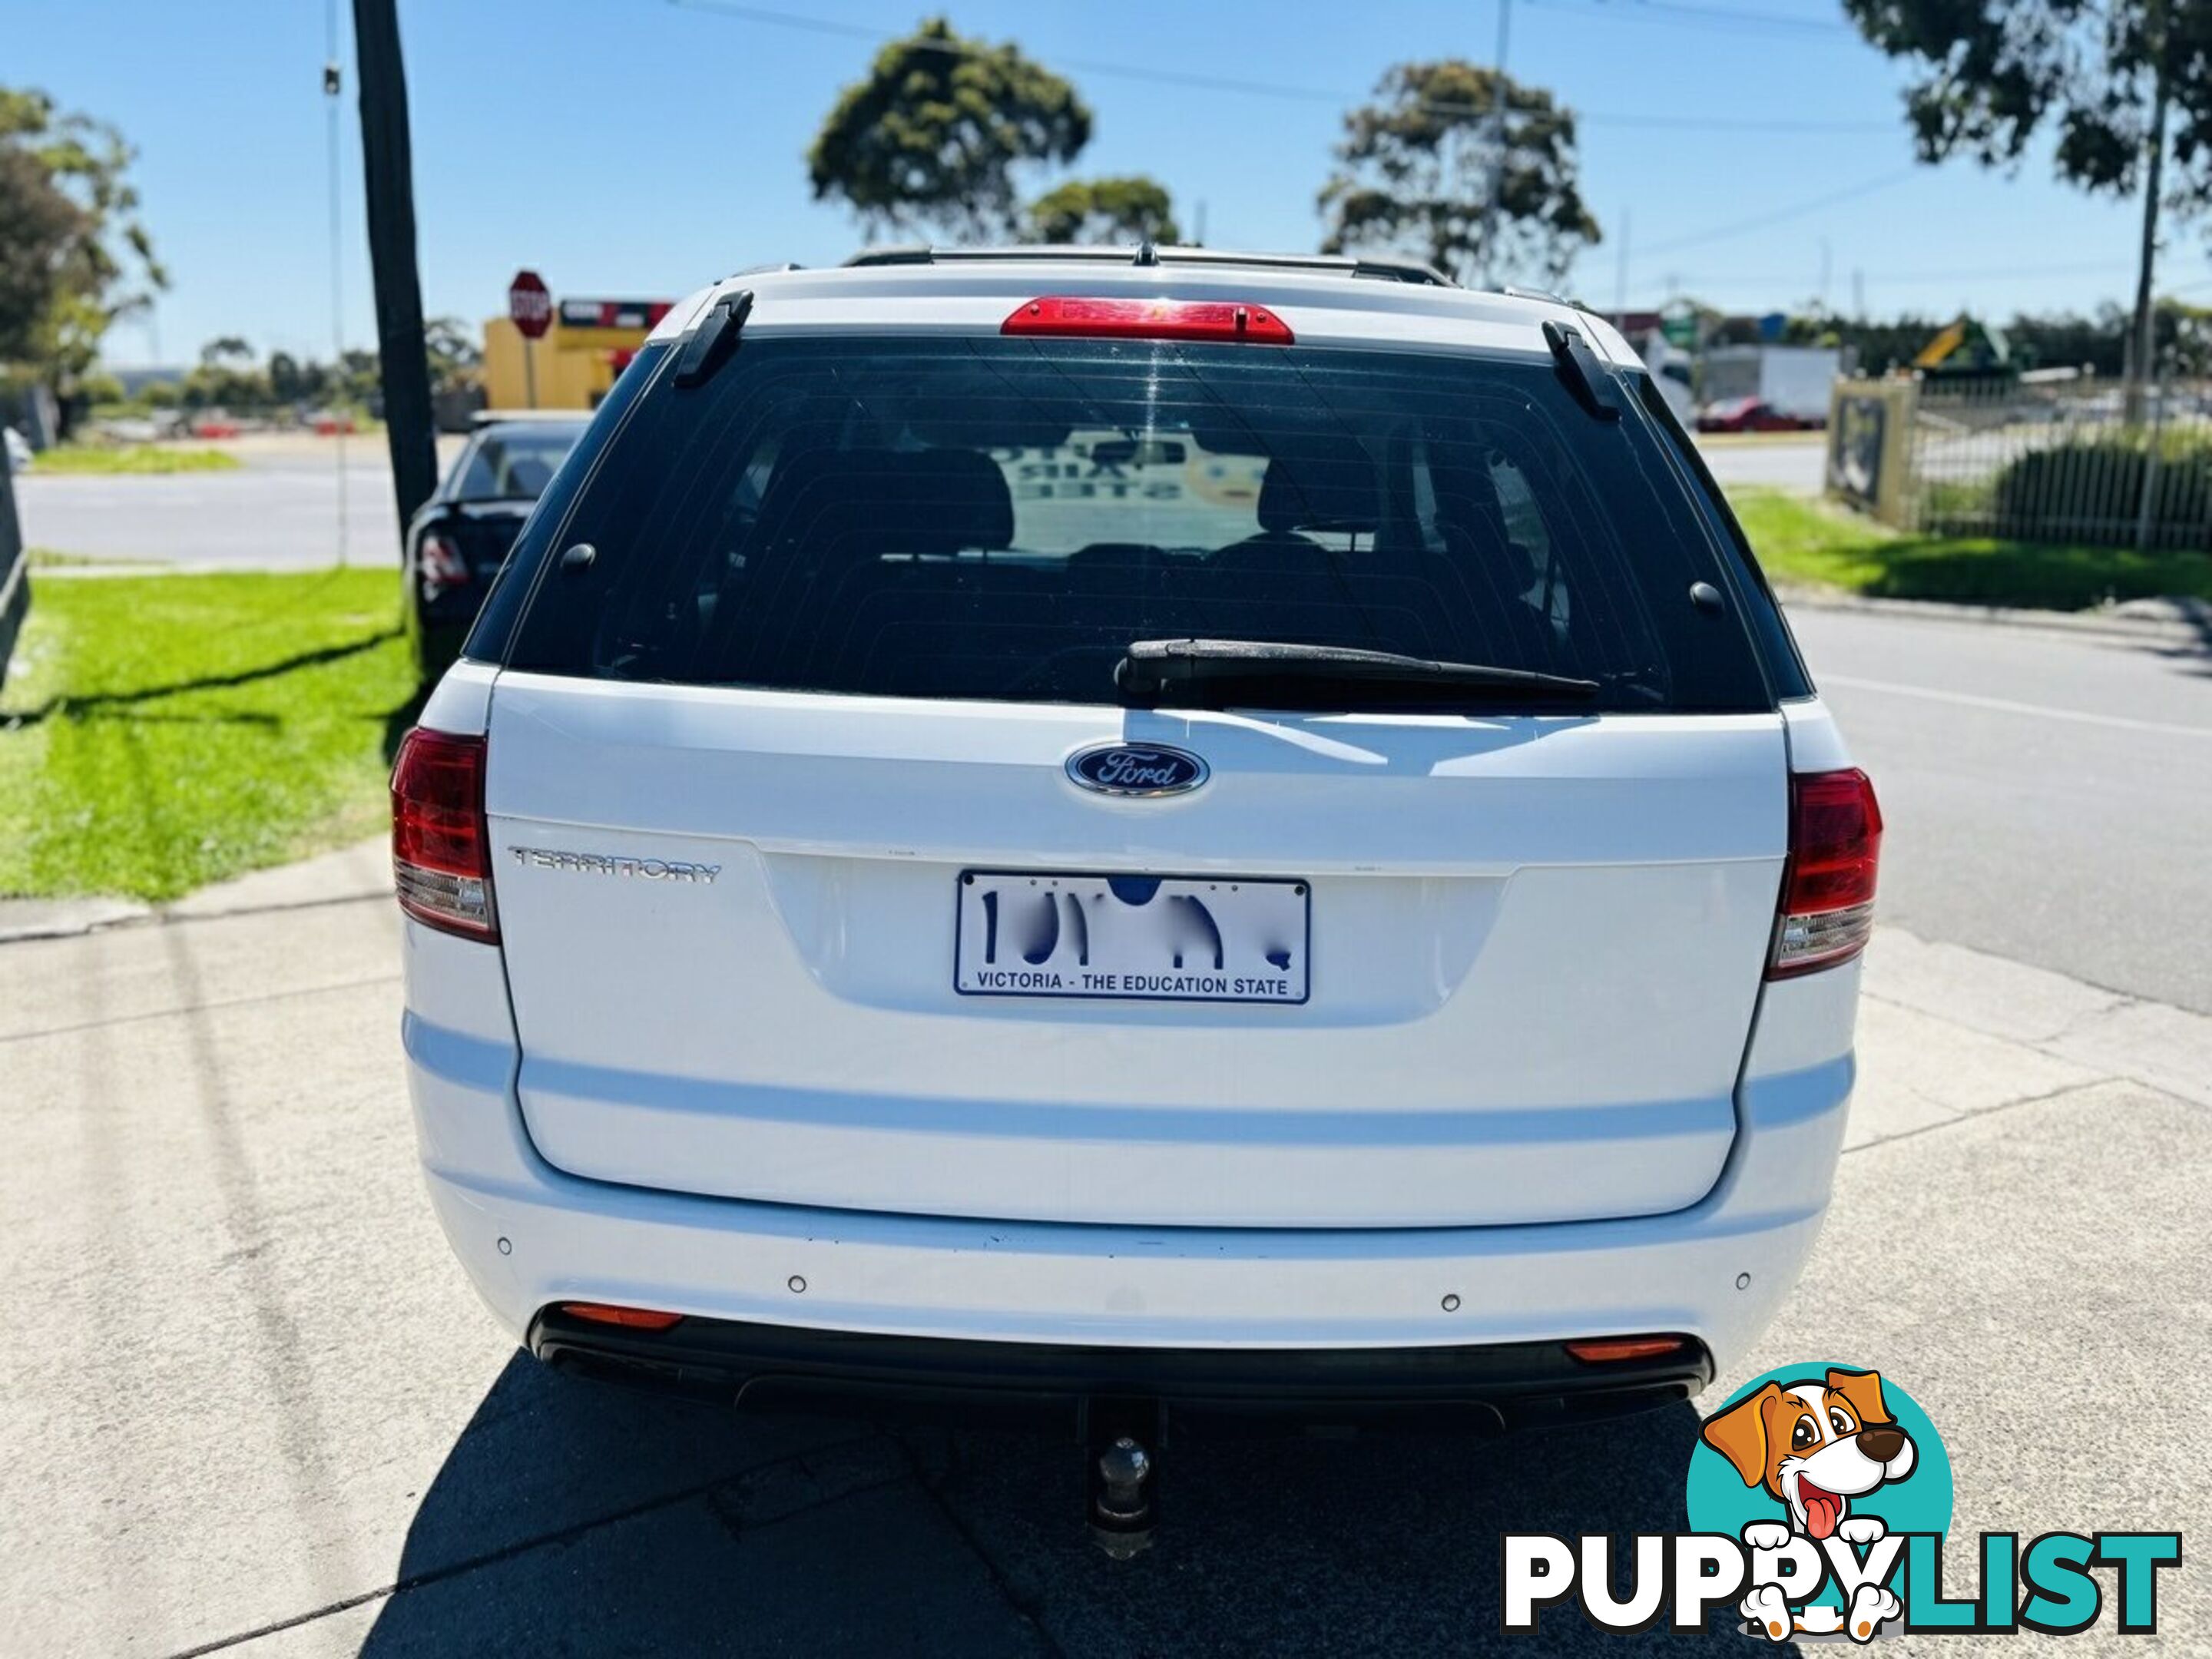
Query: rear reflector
[[391, 727, 498, 942], [418, 531, 470, 598], [1565, 1336, 1691, 1364], [1002, 296, 1293, 345], [559, 1303, 685, 1331], [1769, 767, 1883, 979]]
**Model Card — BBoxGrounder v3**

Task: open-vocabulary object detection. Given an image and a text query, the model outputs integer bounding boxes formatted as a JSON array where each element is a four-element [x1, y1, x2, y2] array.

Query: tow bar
[[1084, 1401, 1161, 1558]]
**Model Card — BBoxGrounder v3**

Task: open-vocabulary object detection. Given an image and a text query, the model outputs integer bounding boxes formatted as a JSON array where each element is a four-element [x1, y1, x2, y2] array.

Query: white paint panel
[[483, 676, 1790, 1227]]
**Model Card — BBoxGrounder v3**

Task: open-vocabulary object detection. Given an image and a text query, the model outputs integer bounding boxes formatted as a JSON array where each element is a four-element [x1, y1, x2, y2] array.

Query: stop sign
[[508, 270, 552, 340]]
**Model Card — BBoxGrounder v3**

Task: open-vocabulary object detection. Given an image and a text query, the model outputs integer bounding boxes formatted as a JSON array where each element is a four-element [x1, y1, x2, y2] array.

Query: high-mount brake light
[[1768, 767, 1883, 979], [1002, 296, 1294, 345], [391, 727, 498, 942]]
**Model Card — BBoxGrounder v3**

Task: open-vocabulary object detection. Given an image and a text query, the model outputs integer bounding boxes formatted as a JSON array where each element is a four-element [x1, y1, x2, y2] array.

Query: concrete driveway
[[3, 843, 2206, 1656]]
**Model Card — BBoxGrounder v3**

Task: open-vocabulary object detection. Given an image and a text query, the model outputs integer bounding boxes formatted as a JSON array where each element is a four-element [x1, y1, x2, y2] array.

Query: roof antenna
[[1134, 239, 1159, 267]]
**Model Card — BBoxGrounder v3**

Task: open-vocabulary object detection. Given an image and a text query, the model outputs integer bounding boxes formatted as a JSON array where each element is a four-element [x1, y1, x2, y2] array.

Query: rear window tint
[[505, 337, 1775, 713], [1634, 371, 1812, 701], [448, 424, 585, 502], [462, 346, 665, 664]]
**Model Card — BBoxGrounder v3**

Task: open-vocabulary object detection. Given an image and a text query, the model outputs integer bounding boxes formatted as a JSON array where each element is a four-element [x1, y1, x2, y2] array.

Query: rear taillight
[[392, 727, 497, 942], [418, 531, 470, 598], [1768, 767, 1882, 979], [1002, 296, 1294, 344]]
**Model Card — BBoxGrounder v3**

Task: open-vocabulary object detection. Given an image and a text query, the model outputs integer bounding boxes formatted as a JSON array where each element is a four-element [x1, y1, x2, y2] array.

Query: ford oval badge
[[1065, 742, 1210, 797]]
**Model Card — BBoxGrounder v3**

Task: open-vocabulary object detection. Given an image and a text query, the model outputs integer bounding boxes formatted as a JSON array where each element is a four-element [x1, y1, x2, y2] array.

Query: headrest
[[1257, 450, 1382, 535], [757, 447, 1015, 558], [902, 449, 1015, 552]]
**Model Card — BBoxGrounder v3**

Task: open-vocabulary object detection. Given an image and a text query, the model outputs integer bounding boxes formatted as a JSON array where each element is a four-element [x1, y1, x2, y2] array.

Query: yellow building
[[482, 296, 673, 411]]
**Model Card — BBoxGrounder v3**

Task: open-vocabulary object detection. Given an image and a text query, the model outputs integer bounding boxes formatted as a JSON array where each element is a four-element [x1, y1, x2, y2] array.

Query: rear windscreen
[[505, 336, 1775, 713], [448, 425, 586, 502]]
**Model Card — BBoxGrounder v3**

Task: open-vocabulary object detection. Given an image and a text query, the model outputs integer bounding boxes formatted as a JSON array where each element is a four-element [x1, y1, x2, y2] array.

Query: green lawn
[[27, 444, 241, 476], [1730, 488, 2212, 611], [0, 570, 413, 901]]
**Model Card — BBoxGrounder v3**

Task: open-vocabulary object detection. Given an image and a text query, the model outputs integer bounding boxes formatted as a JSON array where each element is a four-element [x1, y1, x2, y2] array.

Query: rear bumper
[[528, 1308, 1710, 1429], [402, 922, 1858, 1379], [423, 1150, 1827, 1369]]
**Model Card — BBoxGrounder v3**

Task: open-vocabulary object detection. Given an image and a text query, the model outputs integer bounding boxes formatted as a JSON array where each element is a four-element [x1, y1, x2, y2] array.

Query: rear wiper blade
[[1115, 638, 1600, 701]]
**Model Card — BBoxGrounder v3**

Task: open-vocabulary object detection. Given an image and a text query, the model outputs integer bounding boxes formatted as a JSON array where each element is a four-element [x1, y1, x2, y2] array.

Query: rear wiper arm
[[1115, 638, 1600, 701]]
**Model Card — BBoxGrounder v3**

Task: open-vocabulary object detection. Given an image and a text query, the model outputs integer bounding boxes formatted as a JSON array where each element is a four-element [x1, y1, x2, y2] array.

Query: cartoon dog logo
[[1701, 1367, 1918, 1641]]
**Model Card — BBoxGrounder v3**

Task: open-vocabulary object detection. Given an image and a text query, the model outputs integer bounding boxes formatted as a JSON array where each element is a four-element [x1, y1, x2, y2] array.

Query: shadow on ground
[[359, 1356, 1783, 1657], [3, 628, 404, 730]]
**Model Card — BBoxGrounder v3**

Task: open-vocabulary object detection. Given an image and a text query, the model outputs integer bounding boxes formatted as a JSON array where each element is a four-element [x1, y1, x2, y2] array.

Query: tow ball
[[1085, 1407, 1161, 1558]]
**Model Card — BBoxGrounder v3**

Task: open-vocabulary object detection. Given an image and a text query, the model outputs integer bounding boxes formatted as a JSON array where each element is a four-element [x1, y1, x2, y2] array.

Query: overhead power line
[[664, 0, 1892, 134], [1524, 0, 1853, 36], [1706, 260, 2137, 290], [1648, 257, 2147, 293], [1636, 168, 1921, 257]]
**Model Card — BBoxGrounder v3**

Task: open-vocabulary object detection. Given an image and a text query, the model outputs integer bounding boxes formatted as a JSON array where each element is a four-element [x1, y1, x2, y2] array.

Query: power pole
[[2128, 0, 2170, 426], [1481, 0, 1513, 290], [351, 0, 439, 547], [323, 5, 349, 568]]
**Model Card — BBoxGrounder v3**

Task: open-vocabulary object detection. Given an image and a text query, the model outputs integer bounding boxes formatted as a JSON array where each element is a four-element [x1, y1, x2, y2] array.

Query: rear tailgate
[[478, 313, 1803, 1230], [487, 676, 1784, 1228]]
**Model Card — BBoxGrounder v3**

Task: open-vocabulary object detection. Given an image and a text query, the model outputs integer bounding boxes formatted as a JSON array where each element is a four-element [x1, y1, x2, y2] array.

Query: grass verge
[[0, 569, 412, 901], [1730, 488, 2212, 611], [25, 444, 242, 476]]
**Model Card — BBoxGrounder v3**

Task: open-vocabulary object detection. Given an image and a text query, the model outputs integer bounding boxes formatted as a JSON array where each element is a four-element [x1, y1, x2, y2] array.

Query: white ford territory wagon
[[395, 247, 1879, 1495]]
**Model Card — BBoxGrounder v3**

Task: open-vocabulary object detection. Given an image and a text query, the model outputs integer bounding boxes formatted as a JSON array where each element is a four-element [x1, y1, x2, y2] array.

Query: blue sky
[[17, 0, 2189, 367]]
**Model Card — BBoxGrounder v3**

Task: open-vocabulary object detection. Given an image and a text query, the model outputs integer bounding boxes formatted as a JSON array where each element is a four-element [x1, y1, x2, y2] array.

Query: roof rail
[[843, 245, 935, 267], [840, 244, 1455, 286]]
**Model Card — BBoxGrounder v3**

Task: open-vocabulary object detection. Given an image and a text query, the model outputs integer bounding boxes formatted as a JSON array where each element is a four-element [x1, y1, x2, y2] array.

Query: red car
[[1696, 397, 1820, 433]]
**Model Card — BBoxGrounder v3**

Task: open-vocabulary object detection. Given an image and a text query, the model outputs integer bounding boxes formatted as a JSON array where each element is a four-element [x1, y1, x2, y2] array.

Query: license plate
[[955, 871, 1310, 1004]]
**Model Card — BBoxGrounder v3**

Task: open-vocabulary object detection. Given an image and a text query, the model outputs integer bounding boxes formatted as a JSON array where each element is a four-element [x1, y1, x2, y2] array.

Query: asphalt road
[[1791, 605, 2212, 1014], [1697, 435, 1826, 494], [15, 452, 405, 569], [10, 435, 469, 570]]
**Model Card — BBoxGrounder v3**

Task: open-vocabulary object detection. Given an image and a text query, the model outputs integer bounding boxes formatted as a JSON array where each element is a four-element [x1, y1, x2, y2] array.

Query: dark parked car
[[405, 415, 588, 677]]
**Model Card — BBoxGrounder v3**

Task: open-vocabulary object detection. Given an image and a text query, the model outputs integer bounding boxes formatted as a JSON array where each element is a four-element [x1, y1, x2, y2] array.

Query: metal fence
[[1905, 377, 2212, 551]]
